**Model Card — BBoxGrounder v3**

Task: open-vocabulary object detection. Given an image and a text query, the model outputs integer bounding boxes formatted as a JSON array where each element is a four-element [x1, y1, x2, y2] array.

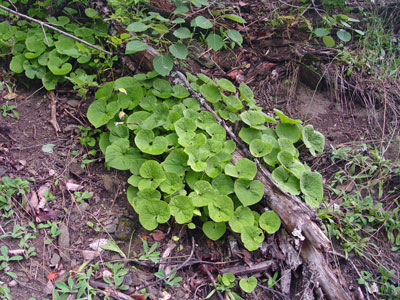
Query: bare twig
[[48, 91, 61, 134], [219, 260, 275, 276], [0, 5, 113, 56], [89, 279, 141, 300]]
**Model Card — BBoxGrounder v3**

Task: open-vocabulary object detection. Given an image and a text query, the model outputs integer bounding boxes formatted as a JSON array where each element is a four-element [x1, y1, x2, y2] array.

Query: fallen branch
[[0, 5, 113, 56], [219, 260, 275, 276], [89, 279, 142, 300]]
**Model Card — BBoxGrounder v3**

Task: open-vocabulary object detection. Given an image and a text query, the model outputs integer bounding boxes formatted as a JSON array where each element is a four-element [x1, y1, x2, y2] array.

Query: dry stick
[[89, 279, 140, 300], [0, 4, 113, 56]]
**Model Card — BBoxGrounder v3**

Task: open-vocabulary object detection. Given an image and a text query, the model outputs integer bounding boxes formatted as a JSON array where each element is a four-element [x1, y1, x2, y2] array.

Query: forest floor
[[1, 1, 399, 300]]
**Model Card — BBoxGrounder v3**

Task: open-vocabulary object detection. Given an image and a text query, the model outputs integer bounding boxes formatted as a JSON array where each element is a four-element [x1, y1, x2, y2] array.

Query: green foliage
[[87, 73, 325, 251]]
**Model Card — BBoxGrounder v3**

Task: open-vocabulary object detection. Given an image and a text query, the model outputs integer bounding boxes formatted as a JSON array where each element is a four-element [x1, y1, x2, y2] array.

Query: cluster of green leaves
[[0, 8, 110, 93], [207, 273, 257, 300], [311, 14, 364, 47], [86, 71, 324, 251], [109, 0, 244, 76]]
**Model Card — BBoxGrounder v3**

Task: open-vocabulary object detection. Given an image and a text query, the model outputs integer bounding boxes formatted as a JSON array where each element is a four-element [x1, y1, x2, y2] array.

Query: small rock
[[28, 169, 38, 176], [77, 203, 89, 213], [103, 174, 118, 194], [115, 217, 135, 241], [89, 239, 108, 252], [0, 166, 6, 177], [50, 253, 60, 266], [48, 169, 56, 176], [104, 221, 117, 234], [8, 280, 17, 287], [66, 99, 80, 107], [69, 162, 85, 176], [82, 250, 99, 260], [58, 223, 71, 261]]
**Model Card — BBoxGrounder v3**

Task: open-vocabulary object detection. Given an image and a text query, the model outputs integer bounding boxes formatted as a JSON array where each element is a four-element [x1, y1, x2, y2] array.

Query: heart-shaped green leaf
[[239, 127, 262, 144], [337, 29, 351, 42], [240, 110, 276, 130], [300, 171, 323, 208], [206, 33, 224, 51], [229, 206, 254, 233], [87, 98, 119, 128], [9, 55, 25, 73], [271, 166, 300, 195], [234, 179, 264, 207], [161, 149, 188, 176], [202, 221, 226, 240], [273, 109, 302, 124], [169, 195, 193, 224], [169, 42, 188, 59], [276, 123, 301, 143], [241, 226, 264, 251], [302, 125, 325, 156], [126, 40, 148, 54], [199, 83, 222, 103], [208, 195, 234, 222], [153, 54, 173, 76], [216, 78, 236, 93], [239, 277, 257, 293], [135, 129, 168, 155], [139, 160, 166, 190], [191, 16, 213, 29], [127, 22, 149, 32], [250, 139, 273, 157], [159, 173, 182, 195], [105, 139, 142, 170], [173, 27, 192, 39], [259, 211, 281, 234], [47, 57, 72, 75], [239, 82, 255, 104], [136, 200, 170, 231], [224, 158, 257, 180], [212, 174, 234, 195]]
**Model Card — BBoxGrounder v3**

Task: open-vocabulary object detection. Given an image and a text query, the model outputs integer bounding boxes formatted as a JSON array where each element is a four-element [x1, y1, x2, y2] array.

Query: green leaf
[[85, 8, 99, 18], [169, 195, 193, 224], [136, 200, 170, 230], [224, 158, 257, 180], [302, 125, 325, 156], [161, 149, 188, 176], [223, 95, 243, 111], [10, 54, 25, 73], [100, 240, 126, 258], [239, 277, 257, 293], [42, 72, 59, 90], [277, 151, 305, 179], [223, 14, 246, 24], [216, 78, 236, 93], [125, 40, 148, 54], [206, 33, 224, 51], [239, 127, 262, 144], [314, 28, 330, 37], [127, 22, 149, 32], [139, 160, 166, 189], [259, 211, 281, 234], [322, 35, 335, 47], [173, 27, 192, 39], [172, 85, 190, 98], [109, 125, 129, 142], [169, 43, 189, 59], [199, 83, 222, 103], [273, 109, 302, 124], [202, 221, 226, 240], [229, 206, 254, 233], [239, 82, 255, 104], [25, 37, 46, 59], [300, 171, 323, 208], [105, 139, 141, 170], [212, 174, 234, 195], [234, 179, 264, 207], [208, 195, 234, 222], [271, 166, 300, 195], [151, 23, 169, 34], [47, 57, 72, 75], [160, 173, 182, 194], [250, 139, 273, 157], [191, 16, 213, 29], [336, 29, 351, 42], [87, 98, 119, 128], [240, 110, 276, 130], [226, 29, 243, 46], [241, 226, 264, 251], [276, 123, 300, 143], [135, 129, 168, 155], [47, 16, 70, 26], [153, 54, 173, 77]]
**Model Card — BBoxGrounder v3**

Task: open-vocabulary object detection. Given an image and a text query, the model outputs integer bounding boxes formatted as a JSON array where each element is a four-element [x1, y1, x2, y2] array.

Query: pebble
[[103, 174, 118, 194], [66, 99, 80, 107], [50, 253, 60, 266], [115, 217, 135, 241], [0, 166, 6, 177], [8, 280, 17, 287]]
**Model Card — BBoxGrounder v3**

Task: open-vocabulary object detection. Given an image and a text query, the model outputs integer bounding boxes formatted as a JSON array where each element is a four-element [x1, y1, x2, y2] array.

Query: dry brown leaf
[[28, 191, 39, 214], [66, 180, 83, 192], [47, 271, 59, 281], [150, 230, 166, 241], [4, 92, 18, 100], [37, 183, 51, 209]]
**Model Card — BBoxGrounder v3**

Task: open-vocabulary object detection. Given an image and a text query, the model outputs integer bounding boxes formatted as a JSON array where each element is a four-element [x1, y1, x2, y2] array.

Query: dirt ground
[[1, 1, 399, 300]]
